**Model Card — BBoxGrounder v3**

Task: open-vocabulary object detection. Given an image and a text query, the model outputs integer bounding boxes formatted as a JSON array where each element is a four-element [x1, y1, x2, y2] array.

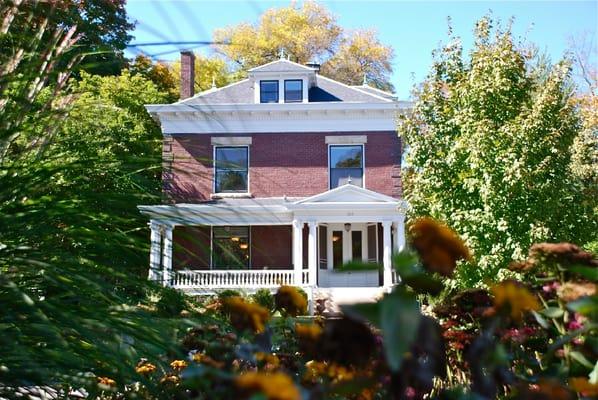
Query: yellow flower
[[170, 359, 188, 371], [192, 352, 225, 369], [97, 376, 116, 387], [160, 373, 180, 386], [275, 286, 308, 316], [135, 361, 157, 375], [409, 218, 470, 277], [295, 323, 322, 341], [304, 360, 328, 382], [235, 371, 301, 400], [223, 296, 270, 334], [570, 377, 598, 397], [491, 281, 540, 321]]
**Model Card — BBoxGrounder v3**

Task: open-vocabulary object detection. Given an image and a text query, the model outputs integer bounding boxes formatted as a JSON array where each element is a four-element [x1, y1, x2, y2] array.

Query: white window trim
[[211, 136, 252, 146], [212, 145, 251, 196], [327, 143, 365, 190], [325, 135, 367, 144]]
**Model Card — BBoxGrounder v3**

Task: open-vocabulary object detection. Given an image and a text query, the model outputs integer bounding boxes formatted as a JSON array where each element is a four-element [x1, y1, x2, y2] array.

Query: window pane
[[215, 171, 247, 192], [212, 226, 249, 269], [215, 147, 247, 170], [284, 80, 302, 102], [332, 231, 343, 268], [330, 146, 362, 168], [330, 168, 363, 188], [260, 81, 279, 103], [352, 231, 362, 261]]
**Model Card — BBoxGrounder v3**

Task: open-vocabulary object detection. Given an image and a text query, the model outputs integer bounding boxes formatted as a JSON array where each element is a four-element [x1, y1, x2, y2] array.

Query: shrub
[[252, 288, 275, 311], [156, 286, 188, 315], [217, 289, 242, 301]]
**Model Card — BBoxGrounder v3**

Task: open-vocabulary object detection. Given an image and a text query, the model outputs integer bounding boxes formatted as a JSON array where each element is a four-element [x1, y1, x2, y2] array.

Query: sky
[[125, 0, 598, 100]]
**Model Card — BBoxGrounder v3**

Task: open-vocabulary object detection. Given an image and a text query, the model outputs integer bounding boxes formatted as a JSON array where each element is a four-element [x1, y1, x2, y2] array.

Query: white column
[[382, 220, 393, 287], [307, 221, 317, 286], [162, 225, 173, 287], [396, 216, 406, 252], [292, 220, 303, 285], [149, 221, 162, 282]]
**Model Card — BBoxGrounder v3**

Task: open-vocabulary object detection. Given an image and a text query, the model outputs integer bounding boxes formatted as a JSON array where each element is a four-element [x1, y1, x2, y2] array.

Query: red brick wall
[[173, 226, 211, 270], [163, 132, 401, 202], [250, 225, 292, 269]]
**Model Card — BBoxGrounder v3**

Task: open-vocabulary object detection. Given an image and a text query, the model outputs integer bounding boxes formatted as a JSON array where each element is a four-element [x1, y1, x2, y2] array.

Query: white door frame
[[326, 223, 368, 269]]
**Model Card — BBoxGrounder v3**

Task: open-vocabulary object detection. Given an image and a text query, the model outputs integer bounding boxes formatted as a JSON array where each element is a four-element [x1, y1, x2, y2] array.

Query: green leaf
[[567, 296, 598, 319], [540, 307, 564, 319], [380, 288, 421, 371], [568, 265, 598, 282], [341, 302, 382, 328], [570, 351, 594, 369], [532, 310, 550, 329], [589, 361, 598, 385], [393, 251, 419, 276], [402, 274, 445, 295]]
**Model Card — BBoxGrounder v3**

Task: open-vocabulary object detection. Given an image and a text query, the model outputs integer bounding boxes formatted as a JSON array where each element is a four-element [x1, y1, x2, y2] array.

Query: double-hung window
[[214, 146, 249, 193], [260, 80, 279, 103], [212, 226, 250, 269], [329, 145, 364, 189], [284, 79, 302, 102]]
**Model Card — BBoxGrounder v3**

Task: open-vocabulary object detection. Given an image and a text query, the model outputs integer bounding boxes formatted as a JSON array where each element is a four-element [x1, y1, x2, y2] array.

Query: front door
[[322, 223, 372, 269]]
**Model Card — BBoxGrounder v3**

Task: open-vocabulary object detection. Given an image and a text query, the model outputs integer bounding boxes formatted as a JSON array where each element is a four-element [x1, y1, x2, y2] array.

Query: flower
[[192, 352, 225, 369], [569, 377, 598, 397], [97, 376, 116, 387], [409, 218, 470, 277], [235, 371, 301, 400], [556, 282, 596, 302], [255, 352, 280, 370], [295, 322, 322, 341], [529, 242, 597, 267], [275, 286, 308, 316], [519, 379, 574, 400], [490, 281, 541, 322], [135, 361, 157, 375], [222, 296, 270, 334], [170, 359, 188, 371], [160, 373, 180, 386], [317, 316, 376, 367]]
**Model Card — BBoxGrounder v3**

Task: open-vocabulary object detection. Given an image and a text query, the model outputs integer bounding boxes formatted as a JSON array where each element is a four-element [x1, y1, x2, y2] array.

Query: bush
[[156, 287, 188, 315], [334, 260, 380, 272], [217, 289, 242, 301], [252, 288, 275, 311]]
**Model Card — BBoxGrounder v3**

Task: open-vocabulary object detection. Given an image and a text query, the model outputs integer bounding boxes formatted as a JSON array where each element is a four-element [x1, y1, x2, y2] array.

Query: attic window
[[260, 80, 279, 103], [284, 79, 302, 102]]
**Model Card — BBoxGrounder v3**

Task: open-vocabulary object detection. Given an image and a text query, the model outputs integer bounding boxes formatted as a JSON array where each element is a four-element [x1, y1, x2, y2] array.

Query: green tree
[[170, 53, 235, 95], [400, 17, 597, 287], [213, 0, 394, 91]]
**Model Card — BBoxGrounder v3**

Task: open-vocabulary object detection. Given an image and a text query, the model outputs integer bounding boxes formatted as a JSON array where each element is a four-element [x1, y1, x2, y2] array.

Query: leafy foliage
[[400, 17, 597, 287]]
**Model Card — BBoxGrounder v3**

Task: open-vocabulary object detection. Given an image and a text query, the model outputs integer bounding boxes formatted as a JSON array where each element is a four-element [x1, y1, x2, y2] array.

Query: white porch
[[139, 185, 407, 295]]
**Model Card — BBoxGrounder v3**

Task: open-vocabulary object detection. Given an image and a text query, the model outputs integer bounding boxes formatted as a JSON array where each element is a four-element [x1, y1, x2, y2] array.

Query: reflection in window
[[212, 226, 249, 269], [351, 231, 362, 261], [329, 145, 363, 188], [284, 79, 302, 102], [215, 146, 248, 193], [260, 80, 279, 103]]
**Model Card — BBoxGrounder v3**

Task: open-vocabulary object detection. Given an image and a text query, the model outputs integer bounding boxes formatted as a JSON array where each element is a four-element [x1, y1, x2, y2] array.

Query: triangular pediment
[[294, 184, 399, 205]]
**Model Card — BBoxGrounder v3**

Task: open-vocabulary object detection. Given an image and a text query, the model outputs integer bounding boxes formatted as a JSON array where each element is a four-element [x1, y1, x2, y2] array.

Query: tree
[[129, 54, 179, 101], [170, 53, 235, 95], [400, 17, 597, 287], [213, 0, 394, 91]]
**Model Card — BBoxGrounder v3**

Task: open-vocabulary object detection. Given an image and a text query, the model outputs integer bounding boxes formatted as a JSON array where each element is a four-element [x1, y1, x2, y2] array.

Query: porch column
[[307, 221, 317, 286], [292, 219, 304, 285], [162, 225, 173, 287], [149, 221, 162, 282], [393, 216, 406, 254], [382, 220, 393, 287]]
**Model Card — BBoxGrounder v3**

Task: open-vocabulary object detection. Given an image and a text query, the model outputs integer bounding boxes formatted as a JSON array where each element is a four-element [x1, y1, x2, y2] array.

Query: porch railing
[[170, 269, 307, 289]]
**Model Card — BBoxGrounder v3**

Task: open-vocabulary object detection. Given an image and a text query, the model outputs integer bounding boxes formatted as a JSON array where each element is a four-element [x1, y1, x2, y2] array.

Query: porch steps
[[312, 287, 386, 316]]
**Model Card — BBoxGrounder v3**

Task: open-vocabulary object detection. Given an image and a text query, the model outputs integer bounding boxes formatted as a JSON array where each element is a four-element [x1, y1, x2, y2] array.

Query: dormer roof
[[248, 59, 317, 73]]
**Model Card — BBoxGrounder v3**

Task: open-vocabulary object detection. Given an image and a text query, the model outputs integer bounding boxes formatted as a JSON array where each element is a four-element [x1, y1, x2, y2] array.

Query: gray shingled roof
[[179, 60, 395, 105]]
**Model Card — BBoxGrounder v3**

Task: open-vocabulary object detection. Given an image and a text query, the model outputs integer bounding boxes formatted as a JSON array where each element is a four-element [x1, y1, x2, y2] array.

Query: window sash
[[329, 145, 364, 189], [260, 80, 279, 103], [284, 79, 302, 102], [212, 226, 250, 269], [215, 146, 248, 193]]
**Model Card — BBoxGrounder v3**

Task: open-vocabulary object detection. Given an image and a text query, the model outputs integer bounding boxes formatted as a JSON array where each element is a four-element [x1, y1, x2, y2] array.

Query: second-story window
[[215, 146, 249, 193], [284, 79, 303, 102], [329, 145, 363, 189], [260, 80, 279, 103]]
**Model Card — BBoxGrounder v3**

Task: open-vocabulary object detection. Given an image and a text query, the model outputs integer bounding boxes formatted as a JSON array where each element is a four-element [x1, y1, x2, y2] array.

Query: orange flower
[[409, 218, 470, 277], [255, 352, 280, 370], [529, 242, 597, 267], [97, 376, 116, 387], [569, 377, 598, 397], [275, 286, 308, 316], [170, 359, 188, 371], [160, 373, 180, 386], [491, 281, 540, 322], [192, 352, 225, 369], [295, 323, 322, 341], [235, 371, 301, 400], [223, 296, 270, 334], [135, 361, 157, 375]]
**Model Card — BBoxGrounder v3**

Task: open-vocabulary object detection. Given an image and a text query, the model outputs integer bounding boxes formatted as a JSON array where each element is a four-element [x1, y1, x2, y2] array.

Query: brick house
[[140, 52, 410, 304]]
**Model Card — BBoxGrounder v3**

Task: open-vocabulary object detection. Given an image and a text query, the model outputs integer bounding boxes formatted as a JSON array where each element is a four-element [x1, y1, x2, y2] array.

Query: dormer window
[[260, 80, 279, 103], [284, 79, 303, 102]]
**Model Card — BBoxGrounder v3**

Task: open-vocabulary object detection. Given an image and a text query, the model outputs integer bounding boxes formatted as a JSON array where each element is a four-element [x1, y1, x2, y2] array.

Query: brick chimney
[[180, 51, 195, 100]]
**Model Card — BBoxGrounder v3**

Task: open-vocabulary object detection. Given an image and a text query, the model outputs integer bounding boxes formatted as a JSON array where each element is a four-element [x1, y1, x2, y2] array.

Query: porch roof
[[138, 185, 408, 226]]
